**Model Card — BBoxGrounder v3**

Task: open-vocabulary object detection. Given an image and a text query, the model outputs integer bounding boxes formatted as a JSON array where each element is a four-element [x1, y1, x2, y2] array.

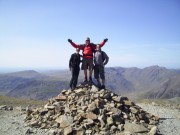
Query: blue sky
[[0, 0, 180, 71]]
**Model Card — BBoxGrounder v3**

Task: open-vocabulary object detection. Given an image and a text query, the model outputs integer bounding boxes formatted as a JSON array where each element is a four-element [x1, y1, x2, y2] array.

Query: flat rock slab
[[55, 115, 73, 128], [124, 122, 148, 133], [54, 95, 67, 101]]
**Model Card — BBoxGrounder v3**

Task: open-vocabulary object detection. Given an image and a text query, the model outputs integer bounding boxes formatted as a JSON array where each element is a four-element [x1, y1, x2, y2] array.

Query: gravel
[[0, 109, 48, 135], [137, 103, 180, 135]]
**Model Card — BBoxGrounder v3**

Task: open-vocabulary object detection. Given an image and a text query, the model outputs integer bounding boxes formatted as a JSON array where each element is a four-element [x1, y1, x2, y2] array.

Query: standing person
[[68, 37, 108, 83], [69, 48, 82, 90], [94, 45, 109, 89]]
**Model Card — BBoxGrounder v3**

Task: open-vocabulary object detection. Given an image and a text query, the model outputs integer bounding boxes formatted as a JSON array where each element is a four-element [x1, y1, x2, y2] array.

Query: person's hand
[[68, 39, 72, 43], [104, 38, 108, 43]]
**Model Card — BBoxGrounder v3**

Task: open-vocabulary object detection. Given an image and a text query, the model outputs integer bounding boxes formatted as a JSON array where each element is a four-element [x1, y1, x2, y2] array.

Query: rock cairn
[[25, 83, 159, 135]]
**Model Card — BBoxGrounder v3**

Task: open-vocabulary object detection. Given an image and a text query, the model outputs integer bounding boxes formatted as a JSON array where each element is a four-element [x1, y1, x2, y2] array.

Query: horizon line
[[0, 65, 180, 73]]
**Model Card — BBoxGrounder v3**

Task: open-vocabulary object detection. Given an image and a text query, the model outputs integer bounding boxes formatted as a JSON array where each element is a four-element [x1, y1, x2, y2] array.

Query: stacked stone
[[25, 84, 159, 135]]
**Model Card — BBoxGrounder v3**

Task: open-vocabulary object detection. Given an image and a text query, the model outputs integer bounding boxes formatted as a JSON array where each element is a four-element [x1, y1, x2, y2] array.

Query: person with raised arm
[[68, 37, 108, 83]]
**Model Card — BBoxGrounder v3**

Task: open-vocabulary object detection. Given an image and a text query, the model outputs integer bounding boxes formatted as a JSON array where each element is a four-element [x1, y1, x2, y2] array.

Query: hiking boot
[[101, 85, 105, 89], [89, 77, 94, 85], [83, 76, 88, 83], [73, 85, 77, 90], [70, 86, 75, 90], [97, 83, 101, 89], [70, 85, 72, 90], [83, 79, 87, 83], [89, 77, 94, 83]]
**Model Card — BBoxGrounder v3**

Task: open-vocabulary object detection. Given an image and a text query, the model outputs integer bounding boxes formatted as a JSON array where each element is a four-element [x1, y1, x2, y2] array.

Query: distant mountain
[[105, 67, 135, 94], [4, 70, 45, 78], [0, 66, 180, 100], [44, 66, 180, 99], [0, 70, 69, 99], [7, 79, 68, 100], [0, 71, 39, 95], [111, 66, 180, 99]]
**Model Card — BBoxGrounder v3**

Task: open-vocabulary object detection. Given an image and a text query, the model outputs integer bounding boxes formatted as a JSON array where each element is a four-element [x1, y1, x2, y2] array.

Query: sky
[[0, 0, 180, 71]]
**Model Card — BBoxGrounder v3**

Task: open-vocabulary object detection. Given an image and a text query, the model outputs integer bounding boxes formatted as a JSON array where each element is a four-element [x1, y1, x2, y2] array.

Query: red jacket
[[69, 41, 106, 59]]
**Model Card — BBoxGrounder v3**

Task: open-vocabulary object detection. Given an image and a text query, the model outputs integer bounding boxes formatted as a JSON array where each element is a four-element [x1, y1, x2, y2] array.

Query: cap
[[86, 37, 90, 41]]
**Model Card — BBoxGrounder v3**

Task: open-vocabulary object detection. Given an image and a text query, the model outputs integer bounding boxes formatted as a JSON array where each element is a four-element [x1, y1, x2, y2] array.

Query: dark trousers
[[94, 65, 105, 79], [70, 66, 80, 88]]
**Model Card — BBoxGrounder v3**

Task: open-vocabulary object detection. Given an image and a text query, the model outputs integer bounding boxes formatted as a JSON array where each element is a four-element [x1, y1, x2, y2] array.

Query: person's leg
[[73, 67, 80, 88], [69, 67, 75, 89], [101, 79, 105, 89], [89, 69, 93, 81], [84, 70, 87, 82], [94, 65, 101, 88], [88, 59, 94, 82], [96, 78, 101, 89], [100, 66, 105, 89], [82, 59, 88, 82]]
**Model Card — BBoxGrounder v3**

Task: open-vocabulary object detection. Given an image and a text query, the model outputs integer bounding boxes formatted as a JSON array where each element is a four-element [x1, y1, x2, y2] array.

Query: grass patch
[[0, 95, 46, 107]]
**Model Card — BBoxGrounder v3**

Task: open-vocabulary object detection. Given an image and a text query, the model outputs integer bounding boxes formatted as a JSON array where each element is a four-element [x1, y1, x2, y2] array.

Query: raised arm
[[68, 39, 84, 50], [68, 39, 78, 48], [99, 38, 108, 48]]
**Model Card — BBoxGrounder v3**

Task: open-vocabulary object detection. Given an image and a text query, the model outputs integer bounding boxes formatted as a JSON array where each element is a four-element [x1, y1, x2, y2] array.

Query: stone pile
[[25, 83, 159, 135]]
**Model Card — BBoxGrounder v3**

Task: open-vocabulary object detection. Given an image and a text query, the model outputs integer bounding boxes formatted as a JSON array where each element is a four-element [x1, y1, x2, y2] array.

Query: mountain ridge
[[0, 66, 180, 100]]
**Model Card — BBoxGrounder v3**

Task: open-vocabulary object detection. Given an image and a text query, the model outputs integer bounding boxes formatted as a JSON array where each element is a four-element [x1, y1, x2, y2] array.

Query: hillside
[[109, 66, 180, 99], [0, 70, 69, 99], [7, 80, 68, 100], [0, 70, 45, 94], [0, 66, 180, 100], [44, 66, 180, 99]]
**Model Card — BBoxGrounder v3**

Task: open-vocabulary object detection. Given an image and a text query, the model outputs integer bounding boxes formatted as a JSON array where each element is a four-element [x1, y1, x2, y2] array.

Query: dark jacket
[[69, 53, 82, 69]]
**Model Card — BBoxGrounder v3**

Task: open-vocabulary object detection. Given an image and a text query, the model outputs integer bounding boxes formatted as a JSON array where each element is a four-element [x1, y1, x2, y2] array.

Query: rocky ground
[[0, 85, 180, 135], [0, 106, 47, 135], [137, 102, 180, 135], [0, 103, 180, 135]]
